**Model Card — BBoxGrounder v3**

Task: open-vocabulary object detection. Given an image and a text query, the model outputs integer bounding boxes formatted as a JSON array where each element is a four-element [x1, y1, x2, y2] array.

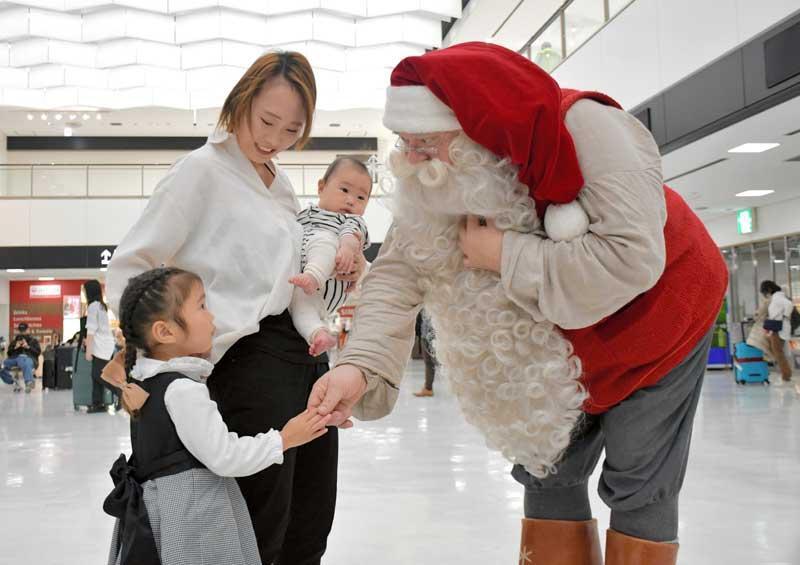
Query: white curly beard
[[384, 135, 586, 478]]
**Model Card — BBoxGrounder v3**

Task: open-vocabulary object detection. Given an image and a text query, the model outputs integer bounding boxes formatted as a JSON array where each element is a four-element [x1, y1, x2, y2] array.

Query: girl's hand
[[280, 409, 332, 450]]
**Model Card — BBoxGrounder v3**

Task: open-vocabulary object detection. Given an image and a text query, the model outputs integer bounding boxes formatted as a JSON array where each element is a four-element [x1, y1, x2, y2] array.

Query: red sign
[[9, 279, 88, 343]]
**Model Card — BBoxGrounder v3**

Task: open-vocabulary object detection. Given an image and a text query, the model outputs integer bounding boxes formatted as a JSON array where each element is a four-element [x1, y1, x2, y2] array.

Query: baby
[[289, 157, 372, 355]]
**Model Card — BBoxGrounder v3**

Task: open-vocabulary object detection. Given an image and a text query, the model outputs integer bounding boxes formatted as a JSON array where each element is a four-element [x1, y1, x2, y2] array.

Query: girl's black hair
[[118, 267, 203, 377], [760, 280, 782, 296], [322, 156, 372, 186], [83, 279, 107, 311]]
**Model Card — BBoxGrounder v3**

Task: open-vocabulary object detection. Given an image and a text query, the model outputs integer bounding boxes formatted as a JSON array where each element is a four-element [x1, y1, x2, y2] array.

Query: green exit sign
[[736, 208, 757, 234]]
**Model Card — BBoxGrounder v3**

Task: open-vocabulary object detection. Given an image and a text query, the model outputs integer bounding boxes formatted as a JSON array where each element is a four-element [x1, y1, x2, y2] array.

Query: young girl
[[103, 267, 330, 565]]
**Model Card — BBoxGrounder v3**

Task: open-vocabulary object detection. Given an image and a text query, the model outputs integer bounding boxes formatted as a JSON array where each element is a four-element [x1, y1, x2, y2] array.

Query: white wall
[[0, 192, 393, 247], [704, 196, 800, 248], [6, 148, 363, 165], [0, 277, 8, 341], [552, 0, 800, 109], [0, 132, 7, 165]]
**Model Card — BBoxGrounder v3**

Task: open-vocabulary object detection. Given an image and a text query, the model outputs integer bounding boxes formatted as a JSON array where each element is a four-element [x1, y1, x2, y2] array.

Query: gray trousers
[[512, 328, 713, 542]]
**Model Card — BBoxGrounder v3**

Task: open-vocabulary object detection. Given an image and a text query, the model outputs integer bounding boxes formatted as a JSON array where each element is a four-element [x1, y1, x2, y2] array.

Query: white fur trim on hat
[[383, 85, 461, 133], [544, 200, 590, 242]]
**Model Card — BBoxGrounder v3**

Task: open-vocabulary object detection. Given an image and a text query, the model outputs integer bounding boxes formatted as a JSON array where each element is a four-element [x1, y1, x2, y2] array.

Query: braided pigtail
[[116, 267, 202, 415]]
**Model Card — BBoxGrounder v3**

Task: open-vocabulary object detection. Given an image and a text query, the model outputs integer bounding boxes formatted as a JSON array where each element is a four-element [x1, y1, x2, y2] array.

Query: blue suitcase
[[733, 343, 770, 385]]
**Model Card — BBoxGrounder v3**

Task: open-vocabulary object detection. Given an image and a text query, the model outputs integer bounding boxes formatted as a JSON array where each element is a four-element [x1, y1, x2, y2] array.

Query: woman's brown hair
[[217, 51, 317, 149]]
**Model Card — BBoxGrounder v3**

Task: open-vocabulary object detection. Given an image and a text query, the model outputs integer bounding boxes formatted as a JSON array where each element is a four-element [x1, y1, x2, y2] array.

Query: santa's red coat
[[556, 90, 728, 414]]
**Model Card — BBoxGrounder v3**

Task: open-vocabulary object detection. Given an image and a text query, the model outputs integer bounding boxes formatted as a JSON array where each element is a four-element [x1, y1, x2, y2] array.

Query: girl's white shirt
[[132, 355, 284, 477], [106, 129, 303, 363]]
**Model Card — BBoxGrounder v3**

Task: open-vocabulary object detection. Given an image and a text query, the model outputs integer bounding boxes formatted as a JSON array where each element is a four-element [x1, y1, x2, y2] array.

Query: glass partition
[[519, 0, 639, 74]]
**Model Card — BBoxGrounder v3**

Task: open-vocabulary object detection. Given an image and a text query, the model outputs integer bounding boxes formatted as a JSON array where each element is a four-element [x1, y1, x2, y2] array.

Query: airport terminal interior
[[1, 1, 800, 564]]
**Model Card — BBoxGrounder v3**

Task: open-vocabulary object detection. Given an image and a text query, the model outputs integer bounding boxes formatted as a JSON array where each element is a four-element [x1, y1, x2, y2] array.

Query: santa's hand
[[307, 364, 368, 429], [459, 215, 503, 273]]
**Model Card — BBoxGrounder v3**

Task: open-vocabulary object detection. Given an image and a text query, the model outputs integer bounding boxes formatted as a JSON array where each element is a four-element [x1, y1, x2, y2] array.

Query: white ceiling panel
[[0, 8, 31, 41], [29, 7, 82, 41], [311, 11, 355, 47], [265, 11, 313, 44], [264, 0, 319, 15], [176, 8, 267, 44], [83, 7, 175, 43], [278, 41, 346, 72], [0, 1, 457, 112], [0, 67, 28, 88], [320, 0, 366, 18]]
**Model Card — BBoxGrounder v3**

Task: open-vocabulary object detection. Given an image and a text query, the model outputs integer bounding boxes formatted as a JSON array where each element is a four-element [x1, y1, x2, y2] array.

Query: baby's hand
[[309, 329, 337, 356], [280, 409, 331, 451], [335, 246, 356, 275]]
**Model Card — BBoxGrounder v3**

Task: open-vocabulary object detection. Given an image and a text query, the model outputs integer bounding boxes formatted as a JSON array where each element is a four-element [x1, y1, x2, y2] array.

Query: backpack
[[791, 305, 800, 336]]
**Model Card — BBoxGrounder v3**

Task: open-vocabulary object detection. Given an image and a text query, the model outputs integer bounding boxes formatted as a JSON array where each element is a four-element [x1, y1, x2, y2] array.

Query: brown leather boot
[[605, 529, 678, 565], [518, 518, 602, 565]]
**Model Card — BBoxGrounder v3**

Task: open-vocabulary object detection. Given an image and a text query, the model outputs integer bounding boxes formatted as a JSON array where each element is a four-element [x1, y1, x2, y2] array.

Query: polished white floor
[[1, 362, 799, 565]]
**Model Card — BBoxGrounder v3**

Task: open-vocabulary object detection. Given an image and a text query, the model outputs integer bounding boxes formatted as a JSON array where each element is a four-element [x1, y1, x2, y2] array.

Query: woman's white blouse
[[106, 130, 303, 363], [86, 301, 115, 360]]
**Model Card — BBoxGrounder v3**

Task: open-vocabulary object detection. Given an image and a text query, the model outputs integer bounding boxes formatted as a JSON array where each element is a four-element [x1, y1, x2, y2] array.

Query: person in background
[[760, 280, 794, 383], [84, 279, 118, 412], [0, 322, 41, 393], [413, 310, 438, 398], [746, 296, 773, 361]]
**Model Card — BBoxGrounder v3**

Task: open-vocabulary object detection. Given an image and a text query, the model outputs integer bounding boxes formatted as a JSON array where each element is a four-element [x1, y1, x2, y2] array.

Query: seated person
[[0, 323, 41, 393]]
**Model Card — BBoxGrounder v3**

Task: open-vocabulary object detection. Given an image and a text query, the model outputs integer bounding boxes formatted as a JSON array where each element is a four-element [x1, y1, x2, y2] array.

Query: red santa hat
[[384, 42, 590, 241]]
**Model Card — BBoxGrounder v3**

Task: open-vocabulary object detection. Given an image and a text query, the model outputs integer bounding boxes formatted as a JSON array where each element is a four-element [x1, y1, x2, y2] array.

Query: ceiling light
[[55, 113, 62, 120], [728, 143, 780, 153], [735, 190, 774, 197], [6, 269, 25, 273], [774, 259, 785, 264], [96, 113, 102, 120], [82, 113, 90, 120], [63, 126, 73, 137], [69, 114, 77, 120], [27, 113, 34, 120], [38, 277, 55, 281], [40, 113, 47, 120], [100, 267, 107, 272]]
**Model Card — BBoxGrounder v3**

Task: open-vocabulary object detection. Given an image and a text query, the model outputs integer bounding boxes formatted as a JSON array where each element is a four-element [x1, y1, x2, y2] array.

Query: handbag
[[763, 319, 783, 332]]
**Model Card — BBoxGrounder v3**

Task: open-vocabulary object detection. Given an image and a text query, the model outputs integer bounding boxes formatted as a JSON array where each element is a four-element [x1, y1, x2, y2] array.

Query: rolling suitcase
[[42, 347, 56, 389], [733, 342, 770, 385], [55, 345, 75, 389], [71, 350, 113, 410]]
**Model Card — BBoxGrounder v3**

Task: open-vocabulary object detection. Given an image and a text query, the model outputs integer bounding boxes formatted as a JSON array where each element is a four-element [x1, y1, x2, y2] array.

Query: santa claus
[[309, 42, 727, 565]]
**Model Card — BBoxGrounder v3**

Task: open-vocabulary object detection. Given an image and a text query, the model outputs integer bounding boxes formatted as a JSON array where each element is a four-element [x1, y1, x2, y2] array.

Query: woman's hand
[[458, 215, 503, 273], [85, 351, 93, 362]]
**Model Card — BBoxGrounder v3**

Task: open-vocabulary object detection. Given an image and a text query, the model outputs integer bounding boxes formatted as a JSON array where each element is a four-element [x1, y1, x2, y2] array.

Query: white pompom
[[544, 201, 590, 242]]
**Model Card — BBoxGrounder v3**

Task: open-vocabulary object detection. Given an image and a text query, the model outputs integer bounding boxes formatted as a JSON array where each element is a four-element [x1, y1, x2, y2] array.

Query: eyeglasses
[[394, 136, 441, 156]]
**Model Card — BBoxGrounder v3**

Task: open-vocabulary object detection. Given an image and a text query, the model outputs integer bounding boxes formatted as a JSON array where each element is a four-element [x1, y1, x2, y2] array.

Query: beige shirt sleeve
[[335, 228, 424, 420], [500, 99, 668, 330]]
